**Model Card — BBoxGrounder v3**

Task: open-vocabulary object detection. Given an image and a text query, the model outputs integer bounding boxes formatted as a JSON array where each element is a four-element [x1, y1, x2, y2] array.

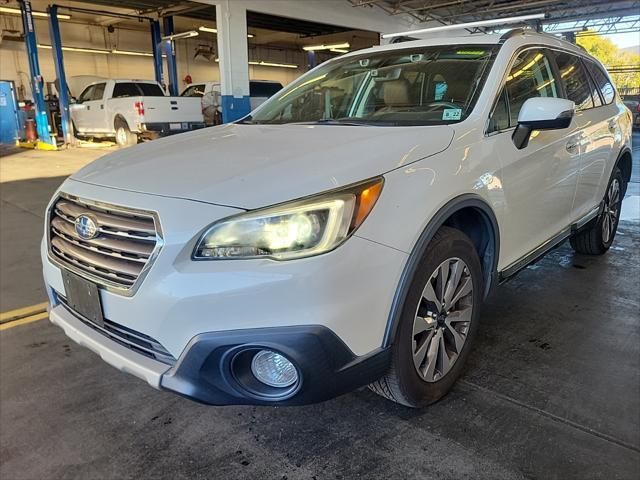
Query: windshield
[[246, 45, 497, 126]]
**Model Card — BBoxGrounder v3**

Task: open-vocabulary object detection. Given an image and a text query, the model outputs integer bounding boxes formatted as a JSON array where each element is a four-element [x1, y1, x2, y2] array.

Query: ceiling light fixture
[[111, 49, 153, 57], [38, 44, 109, 54], [198, 26, 254, 38], [330, 48, 349, 53], [249, 60, 298, 69], [0, 6, 71, 19], [215, 58, 298, 69], [162, 30, 199, 41], [303, 42, 350, 51], [381, 13, 546, 39], [38, 44, 164, 57]]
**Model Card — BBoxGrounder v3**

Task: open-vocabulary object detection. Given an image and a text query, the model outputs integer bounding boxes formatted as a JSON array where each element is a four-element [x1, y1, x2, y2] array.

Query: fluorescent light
[[162, 30, 199, 41], [198, 26, 217, 33], [382, 13, 546, 39], [303, 42, 350, 52], [0, 6, 71, 19], [112, 49, 153, 57], [38, 44, 109, 54], [199, 26, 254, 38], [249, 60, 298, 69], [38, 44, 162, 57], [215, 58, 298, 69], [330, 48, 349, 53]]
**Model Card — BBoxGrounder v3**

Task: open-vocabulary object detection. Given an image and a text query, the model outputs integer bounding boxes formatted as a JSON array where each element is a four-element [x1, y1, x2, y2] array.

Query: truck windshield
[[246, 45, 497, 126]]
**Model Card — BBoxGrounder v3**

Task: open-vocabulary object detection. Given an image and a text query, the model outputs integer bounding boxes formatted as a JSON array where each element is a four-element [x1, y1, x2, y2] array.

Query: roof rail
[[390, 36, 418, 44], [499, 28, 527, 43]]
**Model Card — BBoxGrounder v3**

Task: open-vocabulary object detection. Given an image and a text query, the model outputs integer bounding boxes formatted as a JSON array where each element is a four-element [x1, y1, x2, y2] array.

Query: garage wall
[[0, 14, 306, 100]]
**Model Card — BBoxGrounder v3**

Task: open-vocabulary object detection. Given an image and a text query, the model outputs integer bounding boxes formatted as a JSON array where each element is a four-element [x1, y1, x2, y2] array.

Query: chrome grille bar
[[48, 195, 161, 292]]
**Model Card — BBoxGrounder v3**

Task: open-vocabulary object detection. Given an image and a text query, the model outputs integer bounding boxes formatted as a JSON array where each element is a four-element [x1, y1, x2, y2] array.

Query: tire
[[369, 226, 483, 408], [114, 119, 137, 147], [570, 167, 624, 255]]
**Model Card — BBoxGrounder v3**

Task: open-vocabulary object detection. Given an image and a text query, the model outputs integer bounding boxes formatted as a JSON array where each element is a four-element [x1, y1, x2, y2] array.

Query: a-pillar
[[216, 1, 250, 123]]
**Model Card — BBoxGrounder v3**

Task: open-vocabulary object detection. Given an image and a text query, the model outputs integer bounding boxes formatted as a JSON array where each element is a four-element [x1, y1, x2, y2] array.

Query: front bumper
[[42, 180, 407, 405], [49, 301, 390, 405]]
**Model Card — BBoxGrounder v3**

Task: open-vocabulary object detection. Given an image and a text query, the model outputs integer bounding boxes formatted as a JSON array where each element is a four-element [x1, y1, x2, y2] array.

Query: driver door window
[[488, 49, 558, 133]]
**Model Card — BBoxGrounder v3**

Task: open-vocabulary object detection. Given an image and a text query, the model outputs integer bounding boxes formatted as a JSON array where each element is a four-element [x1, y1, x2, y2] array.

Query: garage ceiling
[[85, 0, 353, 36], [350, 0, 640, 25]]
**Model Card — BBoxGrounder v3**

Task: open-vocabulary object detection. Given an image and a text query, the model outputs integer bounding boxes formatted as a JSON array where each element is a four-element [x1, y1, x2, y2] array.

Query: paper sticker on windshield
[[434, 82, 448, 101], [442, 108, 462, 121]]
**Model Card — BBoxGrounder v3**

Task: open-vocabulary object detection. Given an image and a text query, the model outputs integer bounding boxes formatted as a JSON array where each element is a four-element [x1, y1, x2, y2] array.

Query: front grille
[[48, 195, 160, 291], [57, 294, 176, 365]]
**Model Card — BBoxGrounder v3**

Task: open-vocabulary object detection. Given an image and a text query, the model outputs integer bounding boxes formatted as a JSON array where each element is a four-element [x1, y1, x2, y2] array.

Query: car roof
[[338, 29, 588, 60]]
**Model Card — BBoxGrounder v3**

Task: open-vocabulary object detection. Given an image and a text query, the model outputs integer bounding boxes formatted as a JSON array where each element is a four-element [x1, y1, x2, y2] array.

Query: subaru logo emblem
[[75, 215, 98, 240]]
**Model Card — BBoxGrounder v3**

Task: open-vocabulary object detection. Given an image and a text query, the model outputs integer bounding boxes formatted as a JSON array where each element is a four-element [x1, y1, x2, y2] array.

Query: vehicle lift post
[[162, 16, 179, 96], [18, 0, 55, 148], [47, 4, 73, 146], [150, 20, 164, 86]]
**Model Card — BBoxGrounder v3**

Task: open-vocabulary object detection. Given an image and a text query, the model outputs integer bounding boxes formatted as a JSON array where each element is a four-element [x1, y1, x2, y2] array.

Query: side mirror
[[512, 97, 575, 149]]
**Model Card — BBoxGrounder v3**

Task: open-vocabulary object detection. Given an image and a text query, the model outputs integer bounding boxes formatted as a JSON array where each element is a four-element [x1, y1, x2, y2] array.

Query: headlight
[[193, 178, 383, 260]]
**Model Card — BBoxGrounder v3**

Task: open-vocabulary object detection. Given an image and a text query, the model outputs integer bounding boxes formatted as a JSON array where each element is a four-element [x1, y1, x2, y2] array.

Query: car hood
[[71, 123, 454, 209]]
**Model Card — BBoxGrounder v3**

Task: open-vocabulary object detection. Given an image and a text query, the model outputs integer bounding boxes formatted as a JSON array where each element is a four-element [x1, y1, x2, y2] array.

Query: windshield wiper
[[293, 118, 393, 127]]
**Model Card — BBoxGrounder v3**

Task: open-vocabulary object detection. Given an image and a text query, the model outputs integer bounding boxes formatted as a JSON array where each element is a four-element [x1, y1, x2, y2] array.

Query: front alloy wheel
[[369, 226, 482, 408], [412, 258, 473, 382]]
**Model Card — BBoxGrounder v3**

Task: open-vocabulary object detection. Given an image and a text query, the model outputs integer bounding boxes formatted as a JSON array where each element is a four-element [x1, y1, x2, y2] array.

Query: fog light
[[250, 350, 298, 388]]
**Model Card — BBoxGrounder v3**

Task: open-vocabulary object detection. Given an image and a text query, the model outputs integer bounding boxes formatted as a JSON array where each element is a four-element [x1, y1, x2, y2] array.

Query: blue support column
[[307, 51, 317, 70], [19, 0, 54, 146], [162, 16, 179, 96], [47, 4, 73, 146], [150, 20, 163, 86]]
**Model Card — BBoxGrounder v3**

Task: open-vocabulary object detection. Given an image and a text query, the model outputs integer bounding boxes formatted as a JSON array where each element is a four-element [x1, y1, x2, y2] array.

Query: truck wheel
[[570, 167, 624, 255], [115, 119, 137, 147], [369, 227, 482, 408]]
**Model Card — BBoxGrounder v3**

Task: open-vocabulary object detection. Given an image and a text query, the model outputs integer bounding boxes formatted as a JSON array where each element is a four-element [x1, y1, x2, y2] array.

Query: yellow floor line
[[0, 312, 49, 331], [0, 302, 48, 323]]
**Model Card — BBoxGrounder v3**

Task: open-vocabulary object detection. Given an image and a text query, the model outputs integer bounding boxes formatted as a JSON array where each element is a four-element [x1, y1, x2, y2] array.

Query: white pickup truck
[[181, 80, 283, 125], [70, 79, 205, 146]]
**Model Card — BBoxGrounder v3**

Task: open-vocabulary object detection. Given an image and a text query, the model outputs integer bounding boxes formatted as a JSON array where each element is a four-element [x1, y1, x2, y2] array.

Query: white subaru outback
[[42, 29, 633, 407]]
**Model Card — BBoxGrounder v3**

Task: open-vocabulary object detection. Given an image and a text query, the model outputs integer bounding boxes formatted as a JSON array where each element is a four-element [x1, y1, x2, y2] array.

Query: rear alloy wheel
[[570, 167, 624, 255], [369, 226, 482, 408], [601, 177, 621, 245]]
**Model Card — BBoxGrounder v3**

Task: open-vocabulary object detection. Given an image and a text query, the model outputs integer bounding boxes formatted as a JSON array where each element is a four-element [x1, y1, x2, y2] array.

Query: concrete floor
[[1, 136, 639, 479]]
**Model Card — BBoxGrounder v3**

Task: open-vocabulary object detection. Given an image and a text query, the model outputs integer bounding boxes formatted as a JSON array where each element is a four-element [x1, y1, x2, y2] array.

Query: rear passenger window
[[554, 52, 595, 110], [137, 83, 165, 96], [585, 60, 615, 104], [113, 83, 141, 98]]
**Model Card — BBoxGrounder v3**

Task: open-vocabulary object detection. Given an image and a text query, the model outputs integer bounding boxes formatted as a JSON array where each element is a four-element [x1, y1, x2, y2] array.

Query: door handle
[[566, 140, 579, 155], [100, 104, 104, 110], [86, 105, 91, 110]]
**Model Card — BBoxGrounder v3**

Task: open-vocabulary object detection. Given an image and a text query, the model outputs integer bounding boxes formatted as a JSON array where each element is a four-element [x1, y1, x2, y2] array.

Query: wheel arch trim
[[382, 194, 500, 347]]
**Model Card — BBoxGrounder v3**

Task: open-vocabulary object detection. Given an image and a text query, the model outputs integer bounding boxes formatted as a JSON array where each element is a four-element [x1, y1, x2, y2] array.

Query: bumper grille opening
[[56, 294, 176, 366], [48, 195, 160, 291]]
